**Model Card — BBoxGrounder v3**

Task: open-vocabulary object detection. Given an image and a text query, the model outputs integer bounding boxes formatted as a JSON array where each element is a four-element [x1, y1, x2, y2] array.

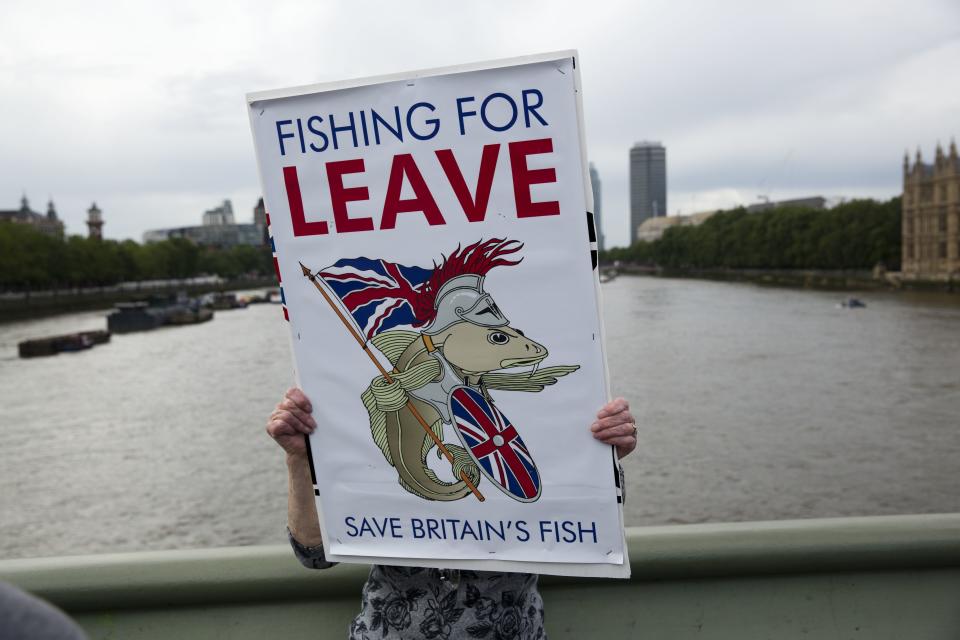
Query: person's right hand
[[266, 387, 316, 458]]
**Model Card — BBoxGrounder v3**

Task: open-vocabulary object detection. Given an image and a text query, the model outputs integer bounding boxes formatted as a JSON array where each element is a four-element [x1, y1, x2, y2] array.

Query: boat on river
[[204, 292, 249, 311], [107, 295, 214, 333], [840, 297, 867, 308], [107, 302, 165, 333], [18, 330, 111, 358], [244, 289, 280, 305]]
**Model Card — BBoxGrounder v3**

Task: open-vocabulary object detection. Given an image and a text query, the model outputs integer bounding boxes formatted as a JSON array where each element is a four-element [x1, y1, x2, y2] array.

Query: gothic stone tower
[[902, 140, 960, 278], [253, 197, 268, 245]]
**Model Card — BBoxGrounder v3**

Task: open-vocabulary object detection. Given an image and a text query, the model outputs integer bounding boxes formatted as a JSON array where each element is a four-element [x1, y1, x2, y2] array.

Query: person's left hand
[[590, 397, 637, 459]]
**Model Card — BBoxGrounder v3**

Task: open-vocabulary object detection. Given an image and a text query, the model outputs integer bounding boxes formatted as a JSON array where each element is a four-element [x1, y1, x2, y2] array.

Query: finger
[[270, 409, 315, 434], [596, 434, 637, 448], [266, 419, 301, 439], [596, 397, 629, 419], [590, 412, 635, 433], [592, 423, 636, 441], [616, 441, 638, 459], [284, 387, 313, 413], [276, 402, 317, 428], [283, 388, 312, 413], [271, 406, 313, 427]]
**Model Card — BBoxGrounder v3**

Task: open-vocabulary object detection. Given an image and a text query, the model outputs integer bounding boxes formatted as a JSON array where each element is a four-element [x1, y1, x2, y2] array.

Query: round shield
[[448, 386, 541, 502]]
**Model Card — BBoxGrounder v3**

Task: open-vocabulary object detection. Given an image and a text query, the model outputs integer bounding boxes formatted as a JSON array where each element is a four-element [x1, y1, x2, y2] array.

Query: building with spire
[[253, 197, 268, 245], [902, 140, 960, 278], [86, 202, 104, 240], [0, 195, 64, 238]]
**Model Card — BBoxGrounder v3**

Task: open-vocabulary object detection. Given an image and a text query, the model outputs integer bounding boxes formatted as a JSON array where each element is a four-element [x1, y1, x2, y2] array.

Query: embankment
[[607, 265, 958, 292], [0, 277, 276, 323]]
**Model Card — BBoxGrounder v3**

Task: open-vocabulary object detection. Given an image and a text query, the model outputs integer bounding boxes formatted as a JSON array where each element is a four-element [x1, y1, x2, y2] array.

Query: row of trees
[[602, 198, 902, 271], [2, 197, 901, 288], [0, 223, 274, 289]]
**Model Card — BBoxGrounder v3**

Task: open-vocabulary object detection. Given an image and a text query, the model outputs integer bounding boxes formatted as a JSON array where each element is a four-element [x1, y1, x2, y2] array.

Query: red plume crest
[[411, 238, 522, 326]]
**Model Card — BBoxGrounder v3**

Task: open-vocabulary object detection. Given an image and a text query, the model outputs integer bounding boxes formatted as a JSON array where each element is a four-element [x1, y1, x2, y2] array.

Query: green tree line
[[602, 197, 901, 271], [0, 224, 273, 290]]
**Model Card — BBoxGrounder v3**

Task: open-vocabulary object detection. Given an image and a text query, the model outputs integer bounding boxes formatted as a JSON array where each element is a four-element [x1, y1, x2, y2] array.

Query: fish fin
[[482, 364, 580, 391]]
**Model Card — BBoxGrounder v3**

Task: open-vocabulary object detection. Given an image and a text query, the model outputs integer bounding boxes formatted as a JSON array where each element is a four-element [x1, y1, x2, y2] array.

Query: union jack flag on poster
[[451, 386, 542, 502], [317, 257, 432, 339]]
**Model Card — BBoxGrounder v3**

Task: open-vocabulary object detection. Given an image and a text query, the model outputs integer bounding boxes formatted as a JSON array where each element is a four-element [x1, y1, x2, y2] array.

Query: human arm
[[266, 388, 326, 550], [590, 397, 637, 459]]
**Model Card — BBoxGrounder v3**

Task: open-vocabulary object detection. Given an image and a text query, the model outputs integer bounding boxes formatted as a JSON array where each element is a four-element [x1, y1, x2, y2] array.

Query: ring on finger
[[630, 424, 637, 437]]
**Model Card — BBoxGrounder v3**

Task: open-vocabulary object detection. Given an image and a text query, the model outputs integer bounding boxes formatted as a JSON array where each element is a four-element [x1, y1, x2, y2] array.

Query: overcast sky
[[1, 0, 958, 247]]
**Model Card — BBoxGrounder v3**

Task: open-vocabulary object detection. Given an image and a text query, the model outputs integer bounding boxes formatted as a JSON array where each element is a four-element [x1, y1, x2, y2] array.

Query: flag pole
[[300, 262, 485, 502]]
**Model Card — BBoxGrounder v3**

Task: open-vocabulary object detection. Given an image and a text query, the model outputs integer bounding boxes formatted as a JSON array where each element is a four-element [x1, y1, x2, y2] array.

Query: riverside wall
[[0, 277, 277, 323], [2, 515, 959, 639], [606, 265, 959, 292]]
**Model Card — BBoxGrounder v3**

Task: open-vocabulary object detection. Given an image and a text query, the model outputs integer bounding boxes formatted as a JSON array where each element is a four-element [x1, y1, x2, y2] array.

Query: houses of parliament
[[902, 140, 960, 278]]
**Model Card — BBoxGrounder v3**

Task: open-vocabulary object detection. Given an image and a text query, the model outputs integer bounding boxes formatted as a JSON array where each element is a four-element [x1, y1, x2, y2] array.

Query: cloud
[[0, 0, 957, 244]]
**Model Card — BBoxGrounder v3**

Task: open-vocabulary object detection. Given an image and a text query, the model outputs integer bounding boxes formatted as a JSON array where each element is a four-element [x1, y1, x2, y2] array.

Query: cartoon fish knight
[[309, 238, 579, 503]]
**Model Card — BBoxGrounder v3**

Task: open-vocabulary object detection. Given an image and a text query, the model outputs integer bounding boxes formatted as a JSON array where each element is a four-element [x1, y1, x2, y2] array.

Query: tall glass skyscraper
[[629, 142, 667, 245], [588, 162, 604, 252]]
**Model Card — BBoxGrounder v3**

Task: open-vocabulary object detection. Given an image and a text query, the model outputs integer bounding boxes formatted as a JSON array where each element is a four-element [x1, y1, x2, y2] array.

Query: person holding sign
[[252, 50, 634, 636], [267, 387, 636, 639]]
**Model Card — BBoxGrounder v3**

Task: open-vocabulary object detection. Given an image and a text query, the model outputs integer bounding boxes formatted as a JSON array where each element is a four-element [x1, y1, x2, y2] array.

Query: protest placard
[[247, 51, 628, 577]]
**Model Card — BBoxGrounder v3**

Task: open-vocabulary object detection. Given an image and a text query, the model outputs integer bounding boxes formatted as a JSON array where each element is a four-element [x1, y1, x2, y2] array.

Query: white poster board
[[247, 51, 627, 578]]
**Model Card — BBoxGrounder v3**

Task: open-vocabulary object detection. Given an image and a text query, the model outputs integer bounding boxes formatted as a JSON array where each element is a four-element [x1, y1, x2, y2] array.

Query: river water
[[1, 279, 958, 559]]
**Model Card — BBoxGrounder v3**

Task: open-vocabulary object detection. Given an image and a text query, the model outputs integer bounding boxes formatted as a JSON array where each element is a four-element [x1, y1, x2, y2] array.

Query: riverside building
[[144, 199, 267, 248], [629, 142, 666, 245], [0, 195, 64, 238], [902, 140, 960, 278], [636, 210, 716, 243], [635, 196, 828, 243]]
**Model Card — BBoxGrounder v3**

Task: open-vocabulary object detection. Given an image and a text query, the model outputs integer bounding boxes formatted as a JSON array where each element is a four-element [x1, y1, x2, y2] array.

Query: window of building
[[939, 242, 947, 259], [907, 244, 914, 260], [939, 185, 947, 202], [939, 209, 948, 232]]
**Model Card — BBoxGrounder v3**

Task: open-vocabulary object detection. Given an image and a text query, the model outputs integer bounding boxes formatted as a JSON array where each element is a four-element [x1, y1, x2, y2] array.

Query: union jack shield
[[450, 386, 541, 502]]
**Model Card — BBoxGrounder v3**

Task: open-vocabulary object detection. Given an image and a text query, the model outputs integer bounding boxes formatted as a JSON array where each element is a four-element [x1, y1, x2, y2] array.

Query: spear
[[300, 262, 485, 502]]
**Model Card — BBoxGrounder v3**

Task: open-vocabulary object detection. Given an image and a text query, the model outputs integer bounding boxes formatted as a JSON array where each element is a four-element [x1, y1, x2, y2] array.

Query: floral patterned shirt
[[290, 533, 546, 640]]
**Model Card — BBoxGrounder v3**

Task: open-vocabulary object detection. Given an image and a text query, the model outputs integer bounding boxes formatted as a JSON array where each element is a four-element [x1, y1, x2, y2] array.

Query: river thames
[[1, 278, 958, 559]]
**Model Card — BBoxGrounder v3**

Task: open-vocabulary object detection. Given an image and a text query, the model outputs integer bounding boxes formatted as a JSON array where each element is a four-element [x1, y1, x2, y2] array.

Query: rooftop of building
[[747, 196, 827, 212], [0, 195, 60, 222], [905, 140, 959, 178]]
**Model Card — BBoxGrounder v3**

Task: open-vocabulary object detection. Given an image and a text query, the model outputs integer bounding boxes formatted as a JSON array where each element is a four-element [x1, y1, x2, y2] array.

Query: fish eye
[[487, 331, 510, 345]]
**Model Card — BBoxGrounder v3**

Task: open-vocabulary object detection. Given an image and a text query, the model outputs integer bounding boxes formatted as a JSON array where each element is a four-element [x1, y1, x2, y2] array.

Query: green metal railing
[[3, 514, 959, 639]]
